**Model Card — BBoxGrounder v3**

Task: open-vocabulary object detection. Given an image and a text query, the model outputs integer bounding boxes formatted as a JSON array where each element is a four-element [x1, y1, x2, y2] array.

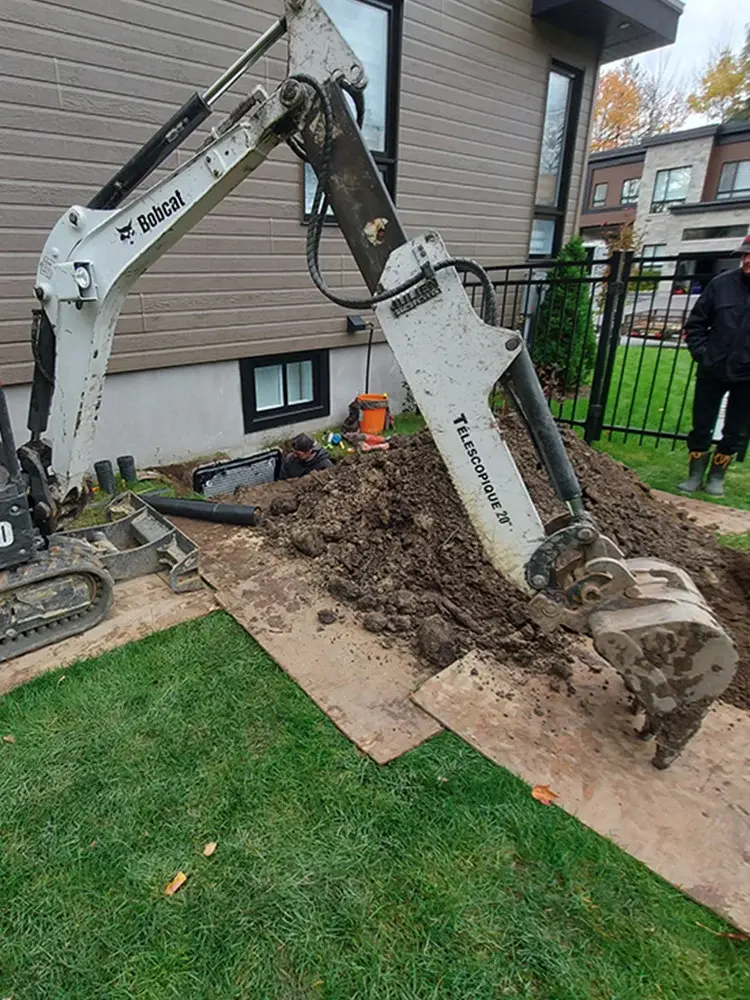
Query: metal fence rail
[[464, 252, 748, 462]]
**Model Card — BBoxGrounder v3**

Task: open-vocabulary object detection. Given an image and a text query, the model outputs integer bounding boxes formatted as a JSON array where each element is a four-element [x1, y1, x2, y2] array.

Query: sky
[[606, 0, 748, 125]]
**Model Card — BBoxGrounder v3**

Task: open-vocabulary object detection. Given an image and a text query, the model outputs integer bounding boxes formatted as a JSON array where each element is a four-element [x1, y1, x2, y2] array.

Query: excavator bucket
[[526, 542, 739, 769], [588, 558, 738, 768]]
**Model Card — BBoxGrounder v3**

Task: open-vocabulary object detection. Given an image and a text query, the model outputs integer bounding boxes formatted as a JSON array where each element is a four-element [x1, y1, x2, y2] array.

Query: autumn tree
[[591, 60, 642, 151], [591, 57, 688, 152], [688, 27, 750, 123]]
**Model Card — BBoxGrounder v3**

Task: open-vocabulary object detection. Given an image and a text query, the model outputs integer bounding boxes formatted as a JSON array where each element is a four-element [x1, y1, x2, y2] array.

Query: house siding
[[0, 0, 599, 387]]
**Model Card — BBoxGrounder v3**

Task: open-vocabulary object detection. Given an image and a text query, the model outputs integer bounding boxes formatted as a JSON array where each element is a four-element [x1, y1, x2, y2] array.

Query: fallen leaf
[[165, 872, 188, 896], [90, 840, 97, 849], [312, 980, 325, 988], [2, 734, 16, 744], [202, 841, 218, 857], [696, 920, 749, 941], [531, 784, 558, 806]]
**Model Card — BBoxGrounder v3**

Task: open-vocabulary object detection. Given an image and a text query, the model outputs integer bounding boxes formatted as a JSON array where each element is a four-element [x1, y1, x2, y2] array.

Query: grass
[[1, 613, 748, 1000], [588, 437, 750, 511], [718, 531, 750, 552], [556, 344, 696, 439]]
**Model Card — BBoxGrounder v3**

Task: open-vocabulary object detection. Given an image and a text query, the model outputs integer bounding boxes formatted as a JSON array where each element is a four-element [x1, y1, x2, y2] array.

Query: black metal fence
[[464, 251, 747, 462]]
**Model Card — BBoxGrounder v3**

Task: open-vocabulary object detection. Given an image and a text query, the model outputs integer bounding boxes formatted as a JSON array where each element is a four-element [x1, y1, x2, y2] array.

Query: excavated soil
[[231, 418, 750, 712]]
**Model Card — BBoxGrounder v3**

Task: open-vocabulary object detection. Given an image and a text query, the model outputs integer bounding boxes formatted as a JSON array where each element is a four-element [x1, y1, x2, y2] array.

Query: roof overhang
[[532, 0, 683, 62]]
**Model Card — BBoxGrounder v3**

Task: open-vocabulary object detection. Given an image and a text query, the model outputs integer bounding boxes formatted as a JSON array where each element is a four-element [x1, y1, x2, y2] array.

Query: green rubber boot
[[704, 452, 733, 497], [678, 451, 709, 493]]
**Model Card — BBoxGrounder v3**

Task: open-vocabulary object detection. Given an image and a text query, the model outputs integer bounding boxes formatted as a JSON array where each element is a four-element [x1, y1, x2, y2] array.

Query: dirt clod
[[291, 528, 326, 558], [328, 577, 362, 603], [317, 609, 337, 625], [270, 497, 299, 516], [418, 615, 461, 668], [363, 612, 389, 634]]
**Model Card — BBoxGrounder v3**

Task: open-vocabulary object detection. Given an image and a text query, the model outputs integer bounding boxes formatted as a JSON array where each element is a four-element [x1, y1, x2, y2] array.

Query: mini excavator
[[0, 0, 737, 767]]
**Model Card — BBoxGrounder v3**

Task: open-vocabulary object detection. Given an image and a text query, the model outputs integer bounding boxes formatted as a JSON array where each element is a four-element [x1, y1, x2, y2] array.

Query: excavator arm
[[1, 0, 738, 767]]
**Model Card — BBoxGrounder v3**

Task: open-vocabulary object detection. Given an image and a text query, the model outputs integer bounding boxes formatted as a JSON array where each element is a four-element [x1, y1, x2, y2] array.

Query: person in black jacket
[[278, 433, 333, 480], [679, 235, 750, 497]]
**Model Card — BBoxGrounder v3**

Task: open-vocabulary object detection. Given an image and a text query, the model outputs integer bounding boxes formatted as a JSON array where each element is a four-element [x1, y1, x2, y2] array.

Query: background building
[[581, 120, 750, 289]]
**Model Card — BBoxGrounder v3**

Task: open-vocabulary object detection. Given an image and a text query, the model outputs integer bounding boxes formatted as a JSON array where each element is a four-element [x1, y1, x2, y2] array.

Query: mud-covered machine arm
[[8, 0, 738, 768]]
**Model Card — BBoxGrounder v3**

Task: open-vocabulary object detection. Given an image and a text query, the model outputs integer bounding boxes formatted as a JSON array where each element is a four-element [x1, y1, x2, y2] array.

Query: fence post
[[584, 251, 628, 443]]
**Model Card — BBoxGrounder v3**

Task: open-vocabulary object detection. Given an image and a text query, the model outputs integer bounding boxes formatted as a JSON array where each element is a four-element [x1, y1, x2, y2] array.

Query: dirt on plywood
[[229, 418, 750, 712]]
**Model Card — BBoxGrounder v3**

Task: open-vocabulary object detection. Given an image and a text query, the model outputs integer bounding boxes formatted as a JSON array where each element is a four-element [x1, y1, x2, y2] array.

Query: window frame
[[641, 244, 668, 268], [682, 225, 748, 242], [716, 160, 750, 201], [301, 0, 402, 224], [592, 182, 608, 208], [530, 60, 584, 259], [651, 166, 691, 213], [239, 349, 331, 433], [620, 177, 640, 205]]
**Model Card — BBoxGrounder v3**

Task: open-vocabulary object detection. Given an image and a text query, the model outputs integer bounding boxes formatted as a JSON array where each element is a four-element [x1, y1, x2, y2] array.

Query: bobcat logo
[[117, 220, 135, 244]]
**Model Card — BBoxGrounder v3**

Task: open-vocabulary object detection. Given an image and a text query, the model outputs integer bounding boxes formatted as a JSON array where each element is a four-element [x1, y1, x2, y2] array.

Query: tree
[[591, 57, 688, 151], [688, 28, 750, 123], [531, 237, 597, 395], [591, 60, 642, 151], [639, 56, 689, 138]]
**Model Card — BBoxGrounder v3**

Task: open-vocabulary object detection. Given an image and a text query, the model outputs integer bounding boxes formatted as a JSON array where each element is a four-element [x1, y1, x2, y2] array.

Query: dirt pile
[[234, 419, 750, 711]]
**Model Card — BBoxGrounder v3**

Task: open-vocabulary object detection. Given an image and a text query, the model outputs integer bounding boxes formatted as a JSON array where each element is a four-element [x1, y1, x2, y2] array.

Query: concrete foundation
[[4, 342, 407, 469]]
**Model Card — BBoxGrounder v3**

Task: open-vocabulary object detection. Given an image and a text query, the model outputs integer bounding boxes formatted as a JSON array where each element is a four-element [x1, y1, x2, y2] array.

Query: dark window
[[531, 62, 583, 257], [683, 225, 748, 241], [620, 177, 640, 204], [302, 0, 401, 221], [240, 350, 330, 433], [717, 160, 750, 200], [592, 182, 608, 208], [651, 166, 691, 212]]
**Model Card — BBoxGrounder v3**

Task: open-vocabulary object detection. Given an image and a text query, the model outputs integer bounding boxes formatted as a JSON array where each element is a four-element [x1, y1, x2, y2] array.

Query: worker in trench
[[678, 234, 750, 497], [278, 432, 334, 480]]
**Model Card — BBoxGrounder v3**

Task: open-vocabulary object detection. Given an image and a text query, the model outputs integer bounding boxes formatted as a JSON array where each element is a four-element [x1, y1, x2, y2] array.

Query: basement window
[[240, 349, 330, 433]]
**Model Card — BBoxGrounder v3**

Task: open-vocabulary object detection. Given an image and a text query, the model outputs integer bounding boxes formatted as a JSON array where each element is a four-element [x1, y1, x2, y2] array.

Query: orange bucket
[[356, 393, 389, 435]]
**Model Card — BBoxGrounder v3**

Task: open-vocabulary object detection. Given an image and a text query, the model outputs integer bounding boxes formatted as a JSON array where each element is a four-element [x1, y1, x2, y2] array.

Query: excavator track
[[0, 535, 114, 663]]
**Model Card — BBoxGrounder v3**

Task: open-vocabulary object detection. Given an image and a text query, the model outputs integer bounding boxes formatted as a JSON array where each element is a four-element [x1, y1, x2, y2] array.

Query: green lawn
[[589, 436, 750, 511], [718, 531, 750, 552], [556, 343, 696, 440], [1, 613, 748, 999]]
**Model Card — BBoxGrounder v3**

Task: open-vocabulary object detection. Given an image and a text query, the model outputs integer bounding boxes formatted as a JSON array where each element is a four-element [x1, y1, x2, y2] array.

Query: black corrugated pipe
[[143, 493, 262, 526]]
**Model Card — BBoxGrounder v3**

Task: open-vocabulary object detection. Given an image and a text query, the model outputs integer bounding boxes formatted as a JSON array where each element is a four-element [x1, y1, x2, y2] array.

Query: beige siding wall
[[0, 0, 599, 385]]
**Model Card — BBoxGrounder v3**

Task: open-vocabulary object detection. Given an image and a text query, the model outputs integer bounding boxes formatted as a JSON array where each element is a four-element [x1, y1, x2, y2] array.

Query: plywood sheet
[[171, 518, 442, 764], [413, 647, 750, 933]]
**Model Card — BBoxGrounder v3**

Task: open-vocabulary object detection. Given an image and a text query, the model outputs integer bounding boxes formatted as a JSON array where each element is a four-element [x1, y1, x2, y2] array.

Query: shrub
[[531, 236, 597, 393]]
